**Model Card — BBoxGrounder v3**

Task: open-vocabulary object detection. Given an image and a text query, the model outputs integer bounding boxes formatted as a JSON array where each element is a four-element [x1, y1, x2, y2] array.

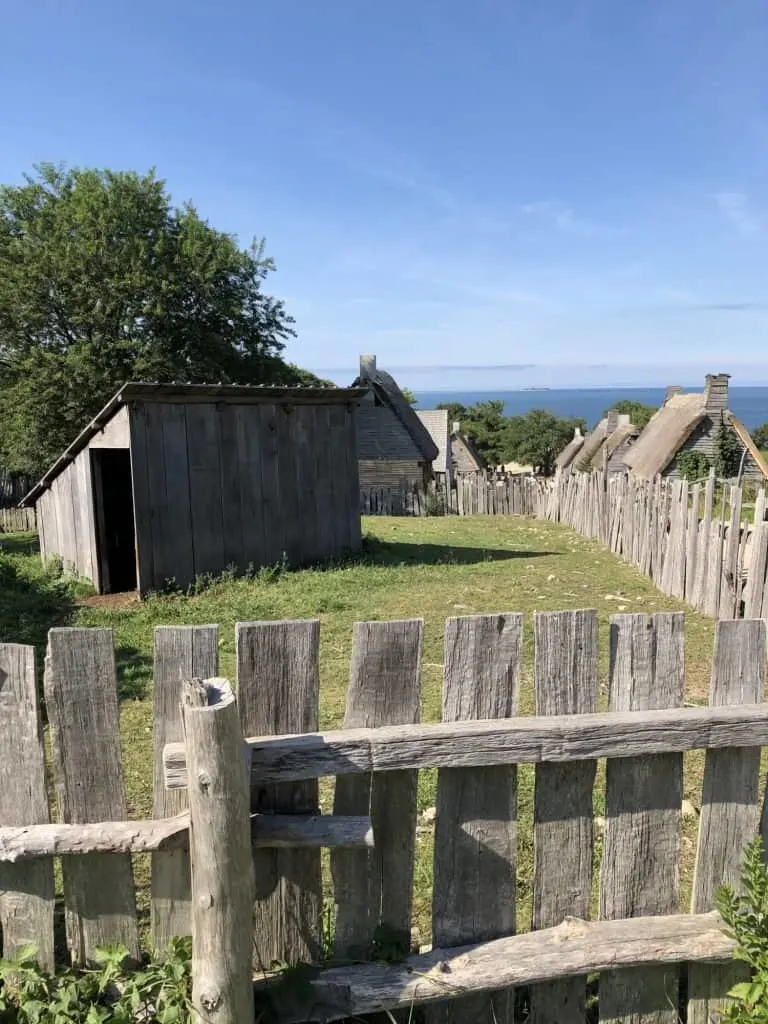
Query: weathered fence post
[[183, 677, 254, 1024]]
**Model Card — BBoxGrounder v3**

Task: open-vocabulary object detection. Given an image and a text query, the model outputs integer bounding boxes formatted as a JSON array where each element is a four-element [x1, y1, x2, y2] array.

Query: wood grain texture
[[185, 403, 225, 578], [164, 702, 768, 787], [599, 614, 684, 1023], [0, 813, 373, 860], [529, 609, 599, 1024], [332, 619, 423, 960], [428, 614, 523, 1024], [256, 405, 284, 567], [720, 487, 743, 619], [44, 628, 139, 964], [0, 645, 55, 970], [689, 618, 767, 1024], [685, 484, 700, 604], [262, 913, 734, 1023], [237, 619, 323, 968], [127, 402, 155, 594], [151, 625, 219, 950], [745, 522, 768, 619], [183, 678, 254, 1024]]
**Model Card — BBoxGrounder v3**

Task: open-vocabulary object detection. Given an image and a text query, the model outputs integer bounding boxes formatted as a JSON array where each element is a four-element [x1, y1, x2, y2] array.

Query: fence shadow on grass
[[361, 536, 558, 567]]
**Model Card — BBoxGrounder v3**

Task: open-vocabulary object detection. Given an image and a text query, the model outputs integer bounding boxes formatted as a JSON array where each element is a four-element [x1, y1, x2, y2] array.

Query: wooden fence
[[361, 472, 546, 517], [0, 470, 33, 510], [2, 613, 768, 1022], [544, 469, 768, 621], [0, 506, 36, 533]]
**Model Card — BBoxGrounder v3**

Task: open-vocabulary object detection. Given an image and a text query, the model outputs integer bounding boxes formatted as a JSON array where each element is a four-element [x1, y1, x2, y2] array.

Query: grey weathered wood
[[183, 678, 254, 1024], [0, 813, 373, 861], [164, 701, 768, 787], [151, 625, 219, 949], [429, 614, 523, 1024], [689, 618, 767, 1024], [262, 913, 734, 1023], [599, 614, 684, 1023], [755, 488, 767, 525], [332, 619, 423, 959], [0, 645, 55, 970], [529, 609, 598, 1024], [217, 404, 246, 569], [693, 471, 715, 611], [685, 483, 700, 604], [745, 522, 768, 619], [720, 486, 743, 618], [185, 403, 225, 578], [127, 402, 155, 594], [44, 628, 139, 963], [159, 402, 195, 588], [256, 405, 285, 566], [237, 619, 323, 968]]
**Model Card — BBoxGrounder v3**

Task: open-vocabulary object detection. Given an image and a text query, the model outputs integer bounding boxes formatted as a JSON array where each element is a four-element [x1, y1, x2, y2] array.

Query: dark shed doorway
[[91, 449, 137, 593]]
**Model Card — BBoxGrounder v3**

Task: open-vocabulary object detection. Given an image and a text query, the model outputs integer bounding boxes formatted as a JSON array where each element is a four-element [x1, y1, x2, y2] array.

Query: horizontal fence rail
[[2, 613, 767, 1023]]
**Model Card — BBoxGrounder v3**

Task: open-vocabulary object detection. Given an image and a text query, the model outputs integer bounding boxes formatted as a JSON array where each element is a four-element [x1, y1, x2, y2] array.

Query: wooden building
[[416, 409, 452, 487], [450, 421, 485, 474], [353, 355, 439, 490], [568, 410, 637, 476], [623, 373, 768, 482], [22, 382, 365, 595]]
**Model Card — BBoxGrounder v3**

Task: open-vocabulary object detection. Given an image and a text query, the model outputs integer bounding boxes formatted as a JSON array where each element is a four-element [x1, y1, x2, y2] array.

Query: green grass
[[0, 517, 721, 950]]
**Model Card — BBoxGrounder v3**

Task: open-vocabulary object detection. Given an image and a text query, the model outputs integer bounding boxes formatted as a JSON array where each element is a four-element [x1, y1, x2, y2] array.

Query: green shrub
[[0, 939, 192, 1024], [715, 416, 745, 479], [717, 837, 768, 1020], [676, 450, 711, 481]]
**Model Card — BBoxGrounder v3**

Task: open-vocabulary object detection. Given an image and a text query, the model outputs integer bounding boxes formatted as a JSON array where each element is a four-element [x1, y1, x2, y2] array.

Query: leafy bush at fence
[[0, 939, 191, 1024], [677, 450, 711, 481], [717, 837, 768, 1021]]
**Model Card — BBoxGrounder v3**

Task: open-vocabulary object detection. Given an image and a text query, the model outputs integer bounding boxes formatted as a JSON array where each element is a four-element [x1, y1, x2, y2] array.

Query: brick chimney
[[704, 373, 730, 416], [665, 385, 683, 404], [606, 409, 619, 434], [359, 354, 377, 381]]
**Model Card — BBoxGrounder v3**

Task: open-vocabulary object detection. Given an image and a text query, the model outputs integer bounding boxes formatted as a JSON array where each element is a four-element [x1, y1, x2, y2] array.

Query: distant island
[[521, 387, 551, 392]]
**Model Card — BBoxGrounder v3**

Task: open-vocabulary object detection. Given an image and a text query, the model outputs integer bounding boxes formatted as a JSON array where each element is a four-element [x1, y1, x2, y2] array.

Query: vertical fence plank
[[44, 628, 139, 963], [599, 613, 684, 1023], [685, 483, 700, 604], [745, 522, 768, 620], [428, 613, 524, 1024], [529, 609, 599, 1024], [183, 678, 254, 1024], [332, 619, 423, 960], [688, 618, 767, 1024], [236, 619, 322, 969], [151, 625, 219, 949], [719, 486, 743, 619], [0, 644, 55, 970]]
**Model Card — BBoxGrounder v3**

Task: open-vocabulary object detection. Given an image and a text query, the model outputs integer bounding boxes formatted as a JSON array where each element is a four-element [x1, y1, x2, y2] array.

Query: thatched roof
[[352, 366, 439, 463], [555, 432, 585, 470], [602, 422, 640, 461], [730, 416, 768, 481], [622, 393, 707, 479], [574, 417, 609, 470]]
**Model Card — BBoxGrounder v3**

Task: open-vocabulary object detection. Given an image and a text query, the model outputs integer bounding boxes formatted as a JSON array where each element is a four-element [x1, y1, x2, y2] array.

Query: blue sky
[[3, 0, 768, 389]]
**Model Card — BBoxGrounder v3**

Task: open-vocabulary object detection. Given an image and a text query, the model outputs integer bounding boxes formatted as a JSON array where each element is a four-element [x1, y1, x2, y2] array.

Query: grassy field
[[0, 515, 722, 950]]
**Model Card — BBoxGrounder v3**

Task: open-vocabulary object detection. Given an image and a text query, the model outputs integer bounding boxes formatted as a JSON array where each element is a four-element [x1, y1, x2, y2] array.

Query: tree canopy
[[438, 401, 585, 474], [753, 422, 768, 452], [603, 400, 657, 430], [0, 164, 318, 475]]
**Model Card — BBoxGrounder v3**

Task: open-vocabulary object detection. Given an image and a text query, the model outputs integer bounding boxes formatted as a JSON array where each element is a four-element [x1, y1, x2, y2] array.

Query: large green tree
[[0, 164, 315, 475], [506, 409, 586, 475], [753, 422, 768, 451], [603, 400, 657, 430]]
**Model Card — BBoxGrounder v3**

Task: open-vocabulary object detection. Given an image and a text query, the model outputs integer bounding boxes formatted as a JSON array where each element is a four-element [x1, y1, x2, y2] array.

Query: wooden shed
[[22, 382, 365, 595]]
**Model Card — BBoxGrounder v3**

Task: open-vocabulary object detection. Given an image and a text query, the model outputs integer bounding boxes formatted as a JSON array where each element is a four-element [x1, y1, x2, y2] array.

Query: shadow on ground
[[361, 536, 557, 567]]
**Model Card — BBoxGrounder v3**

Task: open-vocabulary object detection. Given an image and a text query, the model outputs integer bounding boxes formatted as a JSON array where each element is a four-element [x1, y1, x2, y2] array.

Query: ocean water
[[413, 386, 768, 431]]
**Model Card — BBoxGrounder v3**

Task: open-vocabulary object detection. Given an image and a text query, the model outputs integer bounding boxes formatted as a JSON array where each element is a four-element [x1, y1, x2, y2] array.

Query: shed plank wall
[[129, 400, 360, 593], [358, 459, 427, 490], [35, 446, 98, 586]]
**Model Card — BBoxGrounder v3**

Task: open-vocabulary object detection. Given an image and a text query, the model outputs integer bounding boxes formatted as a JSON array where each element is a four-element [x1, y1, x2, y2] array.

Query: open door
[[91, 449, 137, 593]]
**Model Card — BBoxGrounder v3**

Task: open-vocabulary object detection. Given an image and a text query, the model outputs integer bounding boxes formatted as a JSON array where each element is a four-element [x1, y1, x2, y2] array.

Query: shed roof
[[452, 429, 485, 471], [416, 410, 450, 472], [22, 381, 367, 506], [352, 368, 439, 463], [622, 393, 707, 479], [730, 416, 768, 481], [603, 422, 640, 460]]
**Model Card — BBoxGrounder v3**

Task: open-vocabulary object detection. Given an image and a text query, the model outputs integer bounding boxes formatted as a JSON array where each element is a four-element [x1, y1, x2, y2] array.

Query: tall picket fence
[[0, 506, 36, 533], [361, 472, 546, 517], [2, 614, 768, 1022], [544, 470, 768, 621]]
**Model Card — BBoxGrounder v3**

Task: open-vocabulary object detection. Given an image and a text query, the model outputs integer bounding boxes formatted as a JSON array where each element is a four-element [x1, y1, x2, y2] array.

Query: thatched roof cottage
[[623, 374, 768, 482], [353, 355, 439, 490], [569, 410, 638, 475]]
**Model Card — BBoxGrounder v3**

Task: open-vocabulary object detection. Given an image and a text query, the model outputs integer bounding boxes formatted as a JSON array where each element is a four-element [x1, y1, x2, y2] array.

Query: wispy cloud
[[520, 200, 604, 236], [713, 191, 761, 236]]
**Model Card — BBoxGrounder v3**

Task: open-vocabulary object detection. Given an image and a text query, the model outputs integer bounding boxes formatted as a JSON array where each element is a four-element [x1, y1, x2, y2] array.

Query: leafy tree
[[505, 409, 586, 476], [604, 400, 657, 430], [753, 422, 768, 452], [0, 163, 316, 475], [437, 400, 508, 464], [714, 416, 744, 479], [401, 386, 418, 406]]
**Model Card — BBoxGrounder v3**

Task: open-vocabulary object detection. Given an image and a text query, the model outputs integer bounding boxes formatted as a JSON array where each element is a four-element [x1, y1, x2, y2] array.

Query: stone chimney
[[574, 426, 583, 439], [359, 354, 377, 381], [704, 373, 730, 416], [606, 409, 619, 434], [452, 420, 461, 434], [665, 385, 683, 404]]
